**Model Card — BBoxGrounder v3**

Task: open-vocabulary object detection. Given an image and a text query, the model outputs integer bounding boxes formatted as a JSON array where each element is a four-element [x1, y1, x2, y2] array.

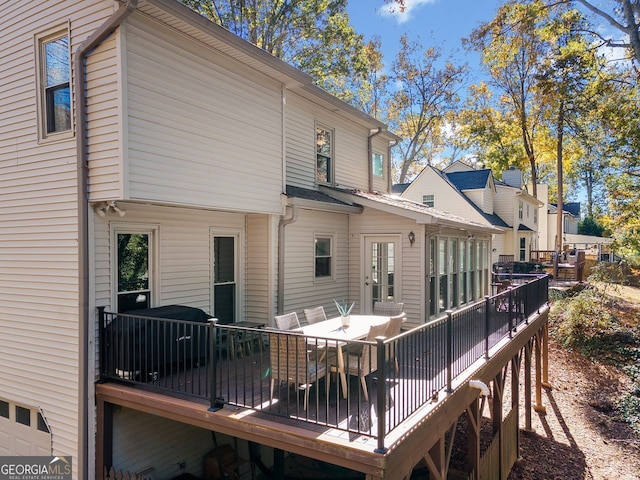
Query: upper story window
[[422, 194, 435, 208], [518, 200, 523, 220], [526, 204, 530, 218], [316, 126, 333, 184], [37, 29, 72, 139], [314, 235, 333, 279], [534, 207, 538, 224], [372, 152, 384, 177]]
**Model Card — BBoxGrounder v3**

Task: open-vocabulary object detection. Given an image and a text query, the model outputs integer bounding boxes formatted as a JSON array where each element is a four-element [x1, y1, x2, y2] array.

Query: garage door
[[0, 399, 51, 456]]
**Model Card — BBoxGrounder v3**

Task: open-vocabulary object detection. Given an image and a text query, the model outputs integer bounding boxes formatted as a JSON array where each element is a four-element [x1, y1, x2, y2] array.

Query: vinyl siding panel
[[124, 15, 283, 214], [281, 209, 350, 320], [86, 34, 122, 199], [0, 0, 115, 473], [246, 214, 274, 324], [112, 408, 213, 479], [285, 92, 369, 191], [91, 203, 248, 316], [403, 171, 487, 225]]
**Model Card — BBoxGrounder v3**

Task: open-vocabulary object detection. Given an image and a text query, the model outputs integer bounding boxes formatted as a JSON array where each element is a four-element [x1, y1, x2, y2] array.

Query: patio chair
[[385, 313, 406, 374], [373, 301, 404, 316], [274, 311, 300, 330], [303, 306, 327, 325], [344, 320, 389, 401], [268, 331, 328, 410]]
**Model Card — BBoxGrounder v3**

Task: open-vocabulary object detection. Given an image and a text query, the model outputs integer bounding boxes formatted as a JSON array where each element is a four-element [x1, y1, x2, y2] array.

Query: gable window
[[372, 152, 384, 177], [113, 225, 158, 312], [422, 194, 435, 208], [37, 29, 71, 138], [315, 235, 333, 278], [518, 200, 523, 220], [316, 126, 333, 184]]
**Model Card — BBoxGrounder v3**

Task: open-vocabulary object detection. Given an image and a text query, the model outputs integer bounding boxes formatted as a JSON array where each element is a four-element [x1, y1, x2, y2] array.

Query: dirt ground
[[508, 341, 640, 480]]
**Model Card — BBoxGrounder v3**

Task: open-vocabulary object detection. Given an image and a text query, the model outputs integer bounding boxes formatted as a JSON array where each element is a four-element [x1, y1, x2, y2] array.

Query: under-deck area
[[96, 275, 550, 479]]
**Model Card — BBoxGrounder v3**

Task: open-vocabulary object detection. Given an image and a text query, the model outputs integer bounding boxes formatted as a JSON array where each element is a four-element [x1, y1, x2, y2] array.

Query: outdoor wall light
[[408, 231, 415, 246], [93, 201, 126, 218]]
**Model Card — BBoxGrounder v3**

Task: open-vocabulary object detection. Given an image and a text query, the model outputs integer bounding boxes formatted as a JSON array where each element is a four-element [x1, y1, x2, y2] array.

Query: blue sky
[[346, 0, 503, 83]]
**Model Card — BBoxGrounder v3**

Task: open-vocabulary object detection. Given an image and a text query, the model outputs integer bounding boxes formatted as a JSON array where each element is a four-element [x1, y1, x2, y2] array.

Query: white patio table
[[295, 315, 390, 399]]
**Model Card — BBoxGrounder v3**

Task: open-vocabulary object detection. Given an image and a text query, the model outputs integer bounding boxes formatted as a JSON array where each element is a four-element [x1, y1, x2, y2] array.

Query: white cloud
[[378, 0, 439, 24]]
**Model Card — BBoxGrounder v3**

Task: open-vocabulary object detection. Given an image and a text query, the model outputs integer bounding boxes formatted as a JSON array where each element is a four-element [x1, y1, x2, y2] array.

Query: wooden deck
[[96, 304, 551, 480]]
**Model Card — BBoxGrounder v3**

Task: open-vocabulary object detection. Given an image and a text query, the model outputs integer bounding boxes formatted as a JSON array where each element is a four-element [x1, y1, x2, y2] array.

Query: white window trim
[[315, 123, 334, 185], [110, 223, 160, 311], [372, 151, 385, 178], [35, 23, 73, 143], [314, 232, 336, 282], [422, 194, 435, 208]]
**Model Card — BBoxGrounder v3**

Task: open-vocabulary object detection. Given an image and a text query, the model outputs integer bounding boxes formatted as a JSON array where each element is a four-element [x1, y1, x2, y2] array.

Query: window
[[113, 225, 157, 312], [315, 236, 333, 278], [316, 127, 333, 184], [38, 30, 71, 138], [0, 400, 8, 419], [526, 204, 530, 218], [16, 406, 30, 426], [518, 200, 523, 220], [534, 207, 538, 224], [372, 152, 384, 177], [519, 237, 526, 262], [422, 194, 435, 208]]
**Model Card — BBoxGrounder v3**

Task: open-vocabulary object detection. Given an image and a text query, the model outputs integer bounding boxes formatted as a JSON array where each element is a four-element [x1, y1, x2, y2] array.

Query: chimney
[[502, 166, 522, 188]]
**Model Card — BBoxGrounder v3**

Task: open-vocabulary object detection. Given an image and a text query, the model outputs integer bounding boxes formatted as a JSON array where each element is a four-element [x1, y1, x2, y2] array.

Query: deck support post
[[524, 339, 534, 431], [466, 398, 481, 479], [533, 329, 546, 414], [96, 398, 113, 480], [541, 321, 551, 388], [492, 370, 505, 435], [512, 351, 523, 459]]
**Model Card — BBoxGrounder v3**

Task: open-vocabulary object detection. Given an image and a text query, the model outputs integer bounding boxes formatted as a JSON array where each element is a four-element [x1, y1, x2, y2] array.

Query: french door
[[363, 236, 400, 313]]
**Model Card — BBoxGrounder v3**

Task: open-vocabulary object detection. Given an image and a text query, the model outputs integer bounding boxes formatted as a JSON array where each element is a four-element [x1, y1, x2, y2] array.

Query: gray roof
[[392, 183, 411, 194], [285, 185, 351, 206], [550, 202, 580, 217], [445, 169, 492, 191], [320, 187, 500, 232]]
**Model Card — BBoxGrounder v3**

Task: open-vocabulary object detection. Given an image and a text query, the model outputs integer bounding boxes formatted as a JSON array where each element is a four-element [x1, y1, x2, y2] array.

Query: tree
[[465, 1, 556, 197], [386, 35, 467, 183], [180, 0, 370, 99], [566, 0, 640, 66]]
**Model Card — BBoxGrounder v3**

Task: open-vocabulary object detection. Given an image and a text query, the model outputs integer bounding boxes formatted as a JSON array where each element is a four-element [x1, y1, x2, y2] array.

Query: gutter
[[277, 205, 298, 315], [74, 1, 138, 478], [367, 128, 382, 192]]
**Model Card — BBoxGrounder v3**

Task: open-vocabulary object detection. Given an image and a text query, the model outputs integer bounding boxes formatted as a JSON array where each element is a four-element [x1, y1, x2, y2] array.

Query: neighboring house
[[536, 185, 615, 260], [398, 162, 542, 266], [0, 1, 500, 479]]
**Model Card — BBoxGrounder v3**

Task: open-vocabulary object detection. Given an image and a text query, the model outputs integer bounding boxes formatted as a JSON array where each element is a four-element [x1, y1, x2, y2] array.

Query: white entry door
[[363, 236, 400, 313]]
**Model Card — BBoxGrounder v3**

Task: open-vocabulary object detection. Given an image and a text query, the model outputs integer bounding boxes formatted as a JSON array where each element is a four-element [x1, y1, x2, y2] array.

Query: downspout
[[387, 139, 398, 192], [277, 205, 298, 315], [367, 128, 382, 192], [74, 1, 138, 479]]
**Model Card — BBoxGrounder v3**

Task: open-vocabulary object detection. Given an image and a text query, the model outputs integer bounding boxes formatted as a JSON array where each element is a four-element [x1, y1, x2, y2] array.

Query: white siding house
[[1, 1, 498, 479]]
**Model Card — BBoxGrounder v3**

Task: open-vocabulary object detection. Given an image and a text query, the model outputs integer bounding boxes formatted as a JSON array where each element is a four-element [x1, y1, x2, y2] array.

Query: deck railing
[[98, 274, 549, 452]]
